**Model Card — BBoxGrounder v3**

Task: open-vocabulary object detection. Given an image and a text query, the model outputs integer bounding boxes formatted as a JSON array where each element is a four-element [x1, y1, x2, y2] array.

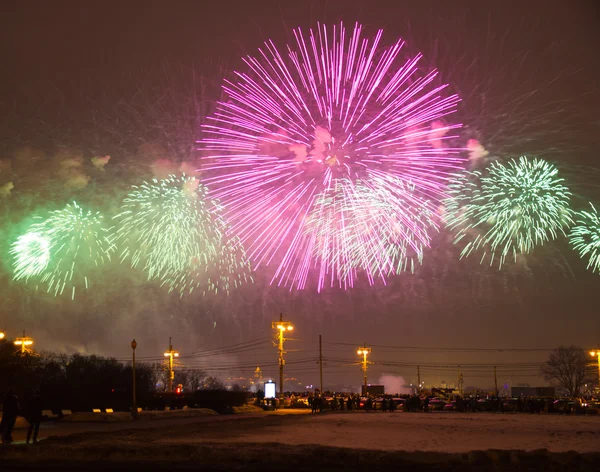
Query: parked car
[[502, 398, 520, 412], [390, 398, 405, 409], [580, 401, 600, 415], [428, 398, 446, 411], [553, 399, 578, 413], [443, 401, 458, 411], [477, 398, 495, 412]]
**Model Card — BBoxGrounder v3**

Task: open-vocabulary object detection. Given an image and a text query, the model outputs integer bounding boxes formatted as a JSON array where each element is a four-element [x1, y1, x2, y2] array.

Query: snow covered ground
[[159, 411, 600, 453], [1, 410, 598, 471]]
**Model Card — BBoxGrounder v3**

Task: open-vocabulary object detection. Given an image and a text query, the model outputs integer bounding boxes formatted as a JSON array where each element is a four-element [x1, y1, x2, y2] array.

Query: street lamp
[[14, 331, 34, 355], [589, 350, 600, 389], [272, 313, 294, 398], [357, 344, 372, 389], [0, 331, 5, 340], [164, 337, 179, 392], [131, 339, 138, 418]]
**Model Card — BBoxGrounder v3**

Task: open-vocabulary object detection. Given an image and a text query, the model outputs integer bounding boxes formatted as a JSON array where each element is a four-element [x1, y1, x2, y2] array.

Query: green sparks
[[113, 174, 251, 296], [444, 156, 573, 268], [11, 232, 51, 279], [11, 202, 113, 298], [569, 203, 600, 273]]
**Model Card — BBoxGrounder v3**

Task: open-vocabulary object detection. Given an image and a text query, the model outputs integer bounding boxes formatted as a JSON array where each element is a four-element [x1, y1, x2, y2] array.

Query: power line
[[322, 341, 555, 352]]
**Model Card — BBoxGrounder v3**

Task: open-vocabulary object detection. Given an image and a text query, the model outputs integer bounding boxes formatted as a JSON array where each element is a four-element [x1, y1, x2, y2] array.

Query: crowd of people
[[298, 393, 584, 415]]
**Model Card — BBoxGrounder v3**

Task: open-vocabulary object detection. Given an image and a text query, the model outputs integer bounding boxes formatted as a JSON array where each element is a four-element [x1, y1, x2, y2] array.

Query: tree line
[[0, 338, 229, 412]]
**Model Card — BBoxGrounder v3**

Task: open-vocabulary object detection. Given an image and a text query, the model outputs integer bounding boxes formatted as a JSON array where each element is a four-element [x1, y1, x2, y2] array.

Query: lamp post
[[357, 344, 372, 389], [14, 331, 34, 355], [589, 349, 600, 390], [271, 313, 294, 398], [164, 337, 179, 392], [131, 339, 138, 418], [0, 331, 5, 340]]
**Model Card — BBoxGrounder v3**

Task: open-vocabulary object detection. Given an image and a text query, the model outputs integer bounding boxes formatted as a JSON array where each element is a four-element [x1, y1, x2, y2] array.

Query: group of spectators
[[302, 393, 579, 415], [309, 394, 401, 413]]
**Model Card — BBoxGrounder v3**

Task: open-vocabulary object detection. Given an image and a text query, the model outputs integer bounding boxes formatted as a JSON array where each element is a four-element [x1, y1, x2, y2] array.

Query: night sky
[[0, 0, 598, 391]]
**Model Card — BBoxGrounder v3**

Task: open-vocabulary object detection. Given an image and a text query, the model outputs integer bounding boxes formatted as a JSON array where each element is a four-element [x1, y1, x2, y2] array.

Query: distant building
[[511, 386, 555, 397]]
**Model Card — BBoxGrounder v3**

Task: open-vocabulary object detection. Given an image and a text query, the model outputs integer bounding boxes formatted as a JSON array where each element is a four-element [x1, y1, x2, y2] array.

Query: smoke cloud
[[378, 374, 412, 395]]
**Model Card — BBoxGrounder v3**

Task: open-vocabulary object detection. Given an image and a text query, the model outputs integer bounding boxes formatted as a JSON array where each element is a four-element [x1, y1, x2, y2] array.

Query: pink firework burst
[[199, 22, 463, 290]]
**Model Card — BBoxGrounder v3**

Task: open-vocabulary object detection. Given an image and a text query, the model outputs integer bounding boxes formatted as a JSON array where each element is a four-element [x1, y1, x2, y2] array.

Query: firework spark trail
[[11, 202, 113, 299], [569, 203, 600, 273], [444, 156, 573, 268], [199, 22, 463, 290], [113, 174, 251, 296]]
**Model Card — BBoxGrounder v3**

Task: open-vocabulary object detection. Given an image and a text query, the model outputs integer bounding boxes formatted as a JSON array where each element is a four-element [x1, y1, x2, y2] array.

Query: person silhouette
[[1, 388, 20, 444], [27, 390, 43, 444]]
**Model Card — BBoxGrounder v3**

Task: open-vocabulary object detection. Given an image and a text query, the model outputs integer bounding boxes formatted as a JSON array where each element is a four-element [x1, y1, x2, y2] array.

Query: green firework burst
[[444, 156, 573, 268], [11, 202, 113, 299], [113, 174, 251, 296], [11, 232, 51, 279], [569, 203, 600, 273]]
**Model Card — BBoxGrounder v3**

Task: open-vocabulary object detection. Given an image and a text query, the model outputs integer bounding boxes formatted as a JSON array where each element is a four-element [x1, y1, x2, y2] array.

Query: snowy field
[[1, 411, 599, 471], [223, 411, 600, 453]]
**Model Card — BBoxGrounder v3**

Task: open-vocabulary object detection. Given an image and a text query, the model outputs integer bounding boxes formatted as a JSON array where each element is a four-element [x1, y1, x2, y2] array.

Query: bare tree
[[187, 369, 207, 392], [202, 376, 225, 390], [149, 362, 169, 392], [541, 346, 593, 397]]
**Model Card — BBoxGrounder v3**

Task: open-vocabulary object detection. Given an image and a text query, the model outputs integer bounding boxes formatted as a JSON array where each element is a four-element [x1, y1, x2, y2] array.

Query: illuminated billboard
[[264, 381, 277, 399]]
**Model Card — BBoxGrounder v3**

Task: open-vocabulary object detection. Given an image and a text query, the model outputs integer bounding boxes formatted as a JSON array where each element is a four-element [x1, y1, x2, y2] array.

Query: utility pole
[[458, 365, 463, 395], [131, 339, 138, 418], [319, 335, 323, 394], [357, 343, 372, 389], [163, 337, 179, 392], [272, 313, 294, 398], [589, 348, 600, 389], [417, 365, 421, 393], [494, 366, 498, 397]]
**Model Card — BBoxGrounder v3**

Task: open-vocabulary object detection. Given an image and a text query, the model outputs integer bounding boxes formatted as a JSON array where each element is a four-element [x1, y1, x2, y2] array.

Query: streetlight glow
[[357, 344, 372, 388], [14, 332, 34, 354]]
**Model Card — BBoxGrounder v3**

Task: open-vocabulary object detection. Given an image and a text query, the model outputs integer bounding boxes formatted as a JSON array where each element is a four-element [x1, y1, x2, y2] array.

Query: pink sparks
[[198, 22, 463, 290]]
